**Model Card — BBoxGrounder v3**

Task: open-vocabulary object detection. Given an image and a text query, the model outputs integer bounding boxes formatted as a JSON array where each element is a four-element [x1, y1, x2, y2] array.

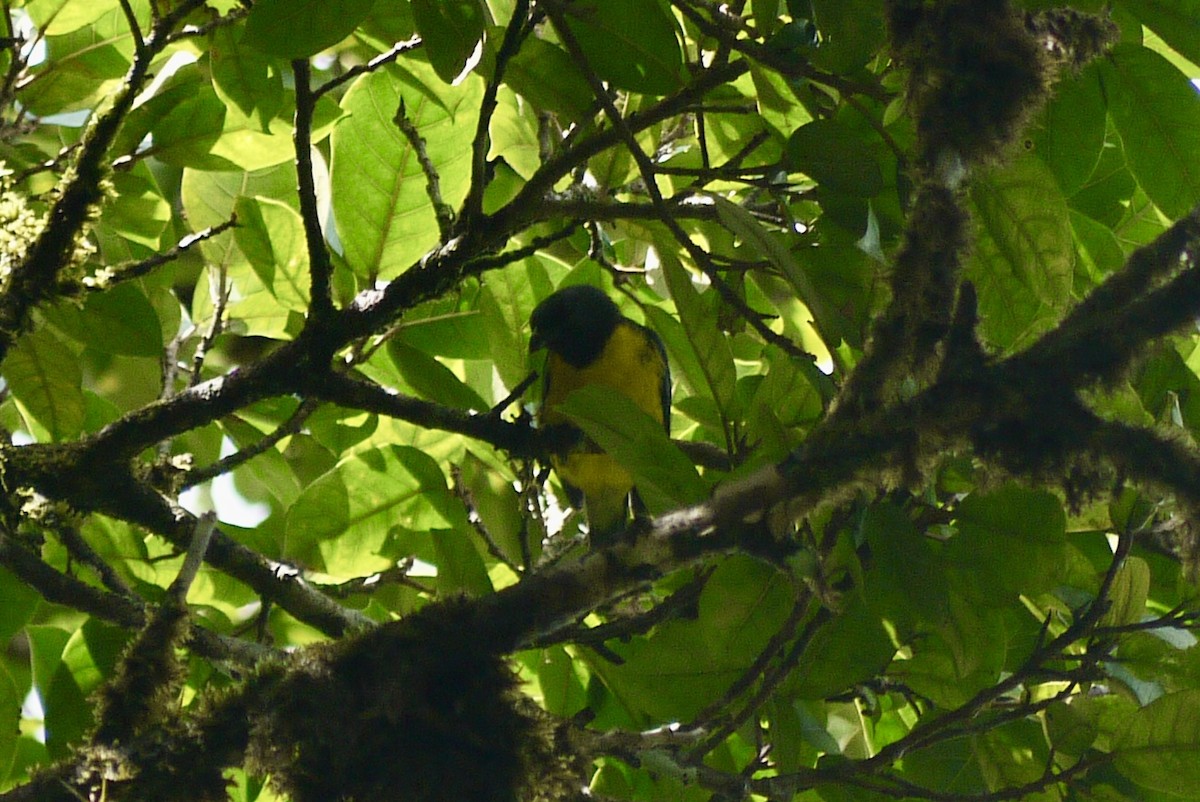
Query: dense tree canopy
[[1, 0, 1200, 800]]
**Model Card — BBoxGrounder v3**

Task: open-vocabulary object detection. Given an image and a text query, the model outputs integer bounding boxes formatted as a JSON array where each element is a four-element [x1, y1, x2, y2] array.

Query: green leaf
[[1101, 44, 1200, 219], [232, 196, 311, 312], [1101, 556, 1151, 628], [504, 36, 595, 122], [966, 153, 1074, 350], [809, 0, 886, 72], [534, 645, 589, 717], [479, 256, 551, 389], [411, 0, 486, 83], [26, 625, 82, 759], [331, 62, 483, 278], [0, 567, 39, 641], [709, 194, 841, 352], [101, 169, 171, 250], [697, 556, 792, 658], [45, 282, 163, 357], [387, 340, 489, 411], [431, 525, 494, 597], [1031, 60, 1106, 195], [243, 0, 377, 60], [791, 593, 895, 699], [659, 247, 738, 422], [1119, 0, 1200, 67], [284, 445, 454, 577], [211, 24, 285, 131], [144, 63, 340, 171], [4, 327, 85, 442], [460, 452, 529, 566], [554, 384, 706, 513], [26, 0, 119, 35], [559, 0, 684, 95], [1116, 689, 1200, 796], [946, 485, 1068, 601], [897, 590, 1007, 708], [0, 661, 18, 785], [786, 118, 884, 198], [1070, 209, 1126, 285], [488, 87, 541, 180], [21, 5, 137, 116], [181, 163, 299, 265]]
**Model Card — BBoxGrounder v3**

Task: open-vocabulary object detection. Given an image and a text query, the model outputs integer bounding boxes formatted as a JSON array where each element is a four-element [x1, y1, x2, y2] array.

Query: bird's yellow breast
[[541, 321, 666, 428], [541, 321, 667, 507]]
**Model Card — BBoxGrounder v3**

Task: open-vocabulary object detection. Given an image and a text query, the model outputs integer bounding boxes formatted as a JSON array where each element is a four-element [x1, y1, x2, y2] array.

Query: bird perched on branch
[[529, 284, 670, 544]]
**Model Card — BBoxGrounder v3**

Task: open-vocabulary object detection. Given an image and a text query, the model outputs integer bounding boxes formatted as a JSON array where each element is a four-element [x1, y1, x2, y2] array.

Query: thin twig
[[190, 265, 230, 386], [394, 100, 454, 240], [163, 4, 250, 43], [183, 398, 320, 488], [452, 465, 523, 573], [55, 521, 136, 598], [314, 36, 423, 99], [84, 216, 238, 290], [461, 0, 531, 226]]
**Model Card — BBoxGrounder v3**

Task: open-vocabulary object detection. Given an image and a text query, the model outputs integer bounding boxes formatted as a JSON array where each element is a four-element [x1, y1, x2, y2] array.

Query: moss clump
[[248, 599, 583, 802]]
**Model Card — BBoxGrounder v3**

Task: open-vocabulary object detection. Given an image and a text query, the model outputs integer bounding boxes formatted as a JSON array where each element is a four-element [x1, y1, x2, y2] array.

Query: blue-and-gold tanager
[[529, 285, 670, 544]]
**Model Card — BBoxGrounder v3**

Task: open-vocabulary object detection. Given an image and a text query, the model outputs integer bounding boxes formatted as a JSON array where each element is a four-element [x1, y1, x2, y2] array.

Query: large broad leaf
[[411, 0, 486, 84], [558, 0, 684, 95], [478, 256, 551, 389], [142, 64, 341, 172], [554, 385, 706, 514], [809, 0, 886, 72], [710, 194, 844, 351], [181, 163, 299, 268], [4, 327, 85, 442], [944, 485, 1068, 601], [331, 61, 482, 278], [44, 282, 163, 357], [387, 340, 489, 412], [211, 24, 285, 131], [785, 118, 884, 198], [20, 4, 138, 116], [504, 36, 595, 122], [1031, 61, 1106, 195], [1118, 0, 1200, 68], [966, 153, 1074, 351], [1116, 689, 1200, 796], [596, 557, 791, 722], [0, 662, 18, 785], [243, 0, 376, 60], [660, 248, 738, 423], [26, 0, 120, 35], [284, 445, 456, 577], [100, 169, 171, 250], [0, 567, 39, 642], [232, 195, 311, 312], [1101, 44, 1200, 219]]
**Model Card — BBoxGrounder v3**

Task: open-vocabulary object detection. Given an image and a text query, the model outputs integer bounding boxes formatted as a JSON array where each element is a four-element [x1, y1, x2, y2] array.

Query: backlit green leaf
[[243, 0, 376, 60], [1116, 689, 1200, 796], [331, 62, 482, 277], [558, 0, 684, 95], [967, 153, 1074, 350], [411, 0, 485, 83], [4, 327, 85, 442], [1101, 44, 1200, 219]]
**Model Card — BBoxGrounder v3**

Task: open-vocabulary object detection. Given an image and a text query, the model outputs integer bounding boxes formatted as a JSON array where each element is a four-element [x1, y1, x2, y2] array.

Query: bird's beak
[[528, 330, 545, 353]]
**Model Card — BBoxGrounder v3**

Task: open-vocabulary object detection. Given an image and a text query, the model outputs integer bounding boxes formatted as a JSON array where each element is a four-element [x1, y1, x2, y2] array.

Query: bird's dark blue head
[[529, 285, 622, 368]]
